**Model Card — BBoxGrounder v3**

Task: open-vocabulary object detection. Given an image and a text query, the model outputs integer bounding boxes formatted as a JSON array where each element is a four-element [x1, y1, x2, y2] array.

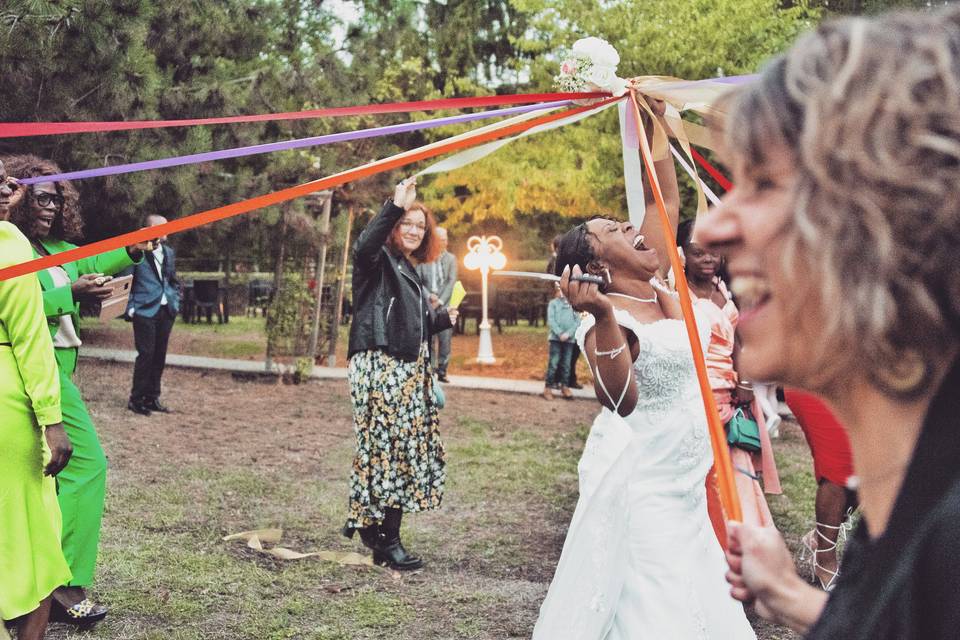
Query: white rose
[[586, 65, 617, 91], [572, 37, 620, 68]]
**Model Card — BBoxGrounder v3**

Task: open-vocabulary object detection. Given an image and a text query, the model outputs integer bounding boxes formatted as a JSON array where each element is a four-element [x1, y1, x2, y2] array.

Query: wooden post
[[264, 204, 289, 371], [326, 206, 354, 367], [306, 191, 333, 369]]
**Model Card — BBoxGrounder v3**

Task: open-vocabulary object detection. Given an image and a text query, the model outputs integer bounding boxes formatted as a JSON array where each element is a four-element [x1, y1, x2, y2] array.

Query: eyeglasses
[[32, 191, 64, 209], [399, 221, 426, 233]]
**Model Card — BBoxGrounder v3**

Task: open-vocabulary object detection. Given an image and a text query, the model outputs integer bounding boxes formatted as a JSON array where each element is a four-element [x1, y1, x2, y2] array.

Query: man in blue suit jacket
[[125, 214, 180, 416]]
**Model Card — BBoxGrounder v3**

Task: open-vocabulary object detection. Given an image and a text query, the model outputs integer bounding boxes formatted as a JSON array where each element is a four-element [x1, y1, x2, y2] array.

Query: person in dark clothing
[[342, 177, 457, 571], [125, 214, 179, 416], [697, 7, 960, 639]]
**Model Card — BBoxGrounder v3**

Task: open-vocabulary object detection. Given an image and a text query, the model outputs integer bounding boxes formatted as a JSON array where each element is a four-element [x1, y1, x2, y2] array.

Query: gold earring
[[874, 348, 928, 396]]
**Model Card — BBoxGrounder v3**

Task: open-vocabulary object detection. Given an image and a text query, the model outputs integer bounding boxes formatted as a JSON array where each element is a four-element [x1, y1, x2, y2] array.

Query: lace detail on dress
[[676, 415, 711, 473], [631, 328, 696, 414]]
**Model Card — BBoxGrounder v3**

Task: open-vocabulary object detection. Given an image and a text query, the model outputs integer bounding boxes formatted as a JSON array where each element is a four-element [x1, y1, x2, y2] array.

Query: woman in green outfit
[[6, 155, 150, 624], [0, 159, 73, 640]]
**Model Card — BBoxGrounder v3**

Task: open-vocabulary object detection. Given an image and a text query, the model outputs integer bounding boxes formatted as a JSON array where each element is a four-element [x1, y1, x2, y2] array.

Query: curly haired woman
[[342, 177, 457, 570], [700, 7, 960, 638]]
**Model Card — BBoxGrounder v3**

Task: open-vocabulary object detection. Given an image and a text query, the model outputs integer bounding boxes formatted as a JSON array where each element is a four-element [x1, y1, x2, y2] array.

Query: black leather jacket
[[347, 200, 453, 362]]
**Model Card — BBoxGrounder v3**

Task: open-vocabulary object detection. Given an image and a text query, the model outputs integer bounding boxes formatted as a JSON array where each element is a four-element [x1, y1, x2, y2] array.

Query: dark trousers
[[570, 344, 581, 385], [429, 328, 453, 376], [130, 306, 175, 402], [545, 340, 575, 388]]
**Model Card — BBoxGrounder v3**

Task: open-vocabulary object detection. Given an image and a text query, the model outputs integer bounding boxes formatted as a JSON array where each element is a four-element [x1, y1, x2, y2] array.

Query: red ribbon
[[0, 92, 609, 138], [0, 97, 620, 282], [690, 147, 732, 191]]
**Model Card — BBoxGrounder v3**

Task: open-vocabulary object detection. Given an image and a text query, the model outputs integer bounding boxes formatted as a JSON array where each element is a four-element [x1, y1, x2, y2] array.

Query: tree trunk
[[264, 206, 289, 371], [326, 206, 354, 367], [306, 192, 333, 370]]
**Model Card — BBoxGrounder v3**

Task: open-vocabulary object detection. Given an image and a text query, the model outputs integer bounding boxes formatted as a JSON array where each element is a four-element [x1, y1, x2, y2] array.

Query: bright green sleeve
[[0, 223, 62, 426], [42, 283, 75, 319], [77, 245, 138, 277]]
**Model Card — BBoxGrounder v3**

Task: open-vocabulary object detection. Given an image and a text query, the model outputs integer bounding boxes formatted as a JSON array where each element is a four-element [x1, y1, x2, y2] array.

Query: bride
[[532, 102, 755, 640]]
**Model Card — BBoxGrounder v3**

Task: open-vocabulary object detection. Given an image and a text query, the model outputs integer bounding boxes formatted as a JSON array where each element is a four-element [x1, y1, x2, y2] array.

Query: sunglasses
[[32, 191, 65, 209]]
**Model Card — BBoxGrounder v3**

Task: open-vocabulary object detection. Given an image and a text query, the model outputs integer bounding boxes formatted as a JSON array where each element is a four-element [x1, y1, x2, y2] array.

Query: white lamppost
[[463, 235, 506, 364]]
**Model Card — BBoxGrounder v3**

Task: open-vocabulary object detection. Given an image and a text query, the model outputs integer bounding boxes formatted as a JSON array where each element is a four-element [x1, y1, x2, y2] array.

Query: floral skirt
[[345, 344, 445, 528]]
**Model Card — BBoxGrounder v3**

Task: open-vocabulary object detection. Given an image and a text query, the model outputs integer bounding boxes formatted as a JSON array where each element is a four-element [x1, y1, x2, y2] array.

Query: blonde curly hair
[[720, 7, 960, 397]]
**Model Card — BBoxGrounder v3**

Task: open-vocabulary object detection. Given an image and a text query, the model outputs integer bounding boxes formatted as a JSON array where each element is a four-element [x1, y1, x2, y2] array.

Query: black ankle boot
[[357, 524, 382, 551], [374, 527, 423, 570], [342, 523, 382, 552]]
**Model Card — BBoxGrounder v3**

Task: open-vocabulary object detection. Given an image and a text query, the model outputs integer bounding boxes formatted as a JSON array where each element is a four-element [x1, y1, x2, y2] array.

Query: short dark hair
[[141, 213, 167, 228], [676, 219, 695, 249]]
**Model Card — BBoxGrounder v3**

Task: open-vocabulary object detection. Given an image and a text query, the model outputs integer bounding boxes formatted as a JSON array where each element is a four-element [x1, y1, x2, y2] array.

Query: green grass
[[46, 364, 816, 639]]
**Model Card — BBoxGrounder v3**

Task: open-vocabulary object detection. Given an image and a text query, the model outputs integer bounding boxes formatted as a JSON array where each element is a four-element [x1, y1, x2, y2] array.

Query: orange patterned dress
[[692, 279, 781, 529]]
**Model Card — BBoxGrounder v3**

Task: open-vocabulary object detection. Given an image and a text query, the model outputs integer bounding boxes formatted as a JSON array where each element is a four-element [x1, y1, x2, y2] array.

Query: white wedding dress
[[533, 309, 756, 640]]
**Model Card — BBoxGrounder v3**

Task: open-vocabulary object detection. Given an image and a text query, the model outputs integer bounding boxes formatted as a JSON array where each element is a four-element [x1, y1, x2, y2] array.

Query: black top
[[347, 200, 452, 362], [805, 361, 960, 640]]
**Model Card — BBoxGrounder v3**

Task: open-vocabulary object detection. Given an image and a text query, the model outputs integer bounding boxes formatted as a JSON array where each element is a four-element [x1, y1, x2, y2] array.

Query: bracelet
[[595, 343, 627, 359]]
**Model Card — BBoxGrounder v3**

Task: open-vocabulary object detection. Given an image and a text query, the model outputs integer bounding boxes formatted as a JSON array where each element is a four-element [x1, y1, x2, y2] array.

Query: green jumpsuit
[[34, 237, 137, 587]]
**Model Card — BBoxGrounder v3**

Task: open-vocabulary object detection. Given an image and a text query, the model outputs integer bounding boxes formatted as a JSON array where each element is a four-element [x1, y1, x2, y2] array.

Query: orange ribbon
[[0, 97, 621, 283], [629, 91, 742, 522]]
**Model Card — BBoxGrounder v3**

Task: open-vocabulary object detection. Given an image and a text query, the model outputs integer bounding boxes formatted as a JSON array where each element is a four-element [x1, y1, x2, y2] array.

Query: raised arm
[[353, 177, 417, 270], [637, 98, 680, 281]]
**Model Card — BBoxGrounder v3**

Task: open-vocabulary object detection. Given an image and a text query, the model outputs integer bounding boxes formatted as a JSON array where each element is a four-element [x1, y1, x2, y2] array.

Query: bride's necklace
[[608, 291, 657, 304]]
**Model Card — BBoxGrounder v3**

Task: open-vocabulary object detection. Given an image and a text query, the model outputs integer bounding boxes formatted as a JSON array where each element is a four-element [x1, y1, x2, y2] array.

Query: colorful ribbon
[[671, 145, 721, 206], [0, 97, 619, 283], [16, 101, 571, 185], [629, 91, 743, 522], [690, 148, 733, 191], [0, 92, 608, 138]]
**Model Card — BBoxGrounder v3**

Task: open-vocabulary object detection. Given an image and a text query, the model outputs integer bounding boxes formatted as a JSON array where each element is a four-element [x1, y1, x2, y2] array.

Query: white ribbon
[[618, 101, 646, 226], [417, 100, 619, 176]]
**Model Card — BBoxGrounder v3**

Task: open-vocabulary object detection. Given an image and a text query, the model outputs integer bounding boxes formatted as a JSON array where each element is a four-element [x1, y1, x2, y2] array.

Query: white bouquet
[[555, 37, 629, 97]]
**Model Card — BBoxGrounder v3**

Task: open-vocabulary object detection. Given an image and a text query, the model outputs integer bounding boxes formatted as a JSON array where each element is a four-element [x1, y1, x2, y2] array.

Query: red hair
[[387, 201, 442, 264]]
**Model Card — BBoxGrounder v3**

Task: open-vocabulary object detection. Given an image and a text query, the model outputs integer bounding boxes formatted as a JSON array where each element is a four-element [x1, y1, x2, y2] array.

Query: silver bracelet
[[595, 343, 627, 359]]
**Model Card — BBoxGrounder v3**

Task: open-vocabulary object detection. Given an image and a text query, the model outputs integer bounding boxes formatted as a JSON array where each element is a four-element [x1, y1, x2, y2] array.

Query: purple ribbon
[[19, 100, 571, 184]]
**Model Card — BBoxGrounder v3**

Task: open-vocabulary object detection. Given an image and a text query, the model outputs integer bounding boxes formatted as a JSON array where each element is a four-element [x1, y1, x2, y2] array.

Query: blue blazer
[[126, 244, 180, 318]]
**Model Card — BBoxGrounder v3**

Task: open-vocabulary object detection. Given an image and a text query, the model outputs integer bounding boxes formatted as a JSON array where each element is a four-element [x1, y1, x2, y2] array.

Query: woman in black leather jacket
[[343, 177, 457, 570]]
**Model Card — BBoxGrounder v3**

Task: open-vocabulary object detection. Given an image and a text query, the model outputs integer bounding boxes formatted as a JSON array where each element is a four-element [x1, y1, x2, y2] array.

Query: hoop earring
[[873, 348, 929, 396]]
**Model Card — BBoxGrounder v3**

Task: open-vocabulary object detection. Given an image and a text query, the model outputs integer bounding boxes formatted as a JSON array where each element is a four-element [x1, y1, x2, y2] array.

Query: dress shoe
[[569, 382, 584, 390], [127, 399, 151, 416], [144, 398, 171, 413], [50, 597, 109, 625], [437, 373, 450, 383]]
